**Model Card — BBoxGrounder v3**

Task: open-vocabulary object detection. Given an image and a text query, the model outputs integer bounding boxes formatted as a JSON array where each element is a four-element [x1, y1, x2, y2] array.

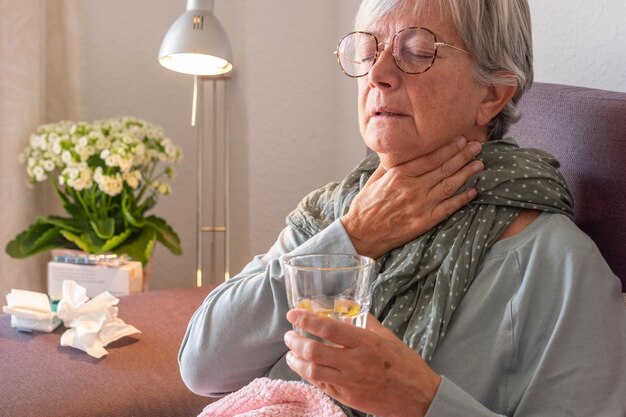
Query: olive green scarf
[[287, 138, 573, 361]]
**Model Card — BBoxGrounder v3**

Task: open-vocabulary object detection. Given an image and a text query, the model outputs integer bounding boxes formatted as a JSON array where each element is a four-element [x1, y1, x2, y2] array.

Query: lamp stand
[[192, 74, 231, 287]]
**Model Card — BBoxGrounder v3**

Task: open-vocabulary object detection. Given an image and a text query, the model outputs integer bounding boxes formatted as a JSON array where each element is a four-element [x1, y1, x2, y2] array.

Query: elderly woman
[[179, 0, 626, 416]]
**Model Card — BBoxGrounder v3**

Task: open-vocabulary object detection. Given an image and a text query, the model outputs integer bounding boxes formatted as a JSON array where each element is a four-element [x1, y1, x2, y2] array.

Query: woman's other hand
[[284, 310, 441, 417], [341, 137, 483, 259]]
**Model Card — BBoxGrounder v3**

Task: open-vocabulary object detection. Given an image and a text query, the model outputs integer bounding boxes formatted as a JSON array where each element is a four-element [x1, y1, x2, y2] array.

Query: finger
[[287, 309, 362, 348], [429, 158, 483, 199], [284, 330, 344, 368], [364, 313, 399, 341], [285, 350, 343, 384], [393, 136, 468, 177], [431, 187, 478, 222], [363, 163, 387, 187], [426, 141, 482, 184]]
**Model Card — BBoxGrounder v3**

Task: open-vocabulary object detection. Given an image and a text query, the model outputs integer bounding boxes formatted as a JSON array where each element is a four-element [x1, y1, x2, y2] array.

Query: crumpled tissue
[[3, 280, 140, 358], [56, 280, 141, 358]]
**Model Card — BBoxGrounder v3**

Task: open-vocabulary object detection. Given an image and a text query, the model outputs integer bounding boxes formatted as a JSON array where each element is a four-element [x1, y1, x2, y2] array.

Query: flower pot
[[142, 259, 153, 292]]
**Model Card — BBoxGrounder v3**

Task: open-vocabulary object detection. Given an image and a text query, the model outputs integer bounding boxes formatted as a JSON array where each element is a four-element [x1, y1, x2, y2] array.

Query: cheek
[[409, 78, 478, 139], [357, 81, 369, 134]]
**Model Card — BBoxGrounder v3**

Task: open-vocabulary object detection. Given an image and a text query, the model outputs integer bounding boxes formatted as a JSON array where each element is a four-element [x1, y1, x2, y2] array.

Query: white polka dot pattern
[[288, 138, 574, 361]]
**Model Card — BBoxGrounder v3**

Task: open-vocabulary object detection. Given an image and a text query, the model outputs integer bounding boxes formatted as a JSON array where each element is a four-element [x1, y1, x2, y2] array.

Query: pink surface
[[198, 377, 346, 417]]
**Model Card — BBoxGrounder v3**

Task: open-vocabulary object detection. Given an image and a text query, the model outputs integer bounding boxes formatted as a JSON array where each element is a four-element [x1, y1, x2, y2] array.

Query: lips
[[370, 107, 409, 117]]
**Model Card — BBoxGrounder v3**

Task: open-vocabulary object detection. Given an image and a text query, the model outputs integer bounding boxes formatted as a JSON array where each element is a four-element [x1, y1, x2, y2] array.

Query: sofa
[[509, 82, 626, 291], [1, 82, 624, 417]]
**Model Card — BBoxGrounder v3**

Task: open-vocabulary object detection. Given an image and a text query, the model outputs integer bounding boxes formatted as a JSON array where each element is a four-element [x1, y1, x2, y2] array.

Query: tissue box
[[3, 289, 62, 333], [47, 261, 143, 299], [10, 314, 62, 333]]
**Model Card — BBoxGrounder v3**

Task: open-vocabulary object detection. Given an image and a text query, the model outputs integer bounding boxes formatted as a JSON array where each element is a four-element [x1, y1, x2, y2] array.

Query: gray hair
[[354, 0, 533, 140]]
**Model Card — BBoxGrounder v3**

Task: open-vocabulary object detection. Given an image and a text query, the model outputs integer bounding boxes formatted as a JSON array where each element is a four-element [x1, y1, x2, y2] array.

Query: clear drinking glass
[[284, 254, 375, 340]]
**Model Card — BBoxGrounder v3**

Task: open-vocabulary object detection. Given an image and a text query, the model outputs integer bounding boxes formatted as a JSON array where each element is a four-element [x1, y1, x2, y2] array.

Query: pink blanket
[[198, 377, 347, 417]]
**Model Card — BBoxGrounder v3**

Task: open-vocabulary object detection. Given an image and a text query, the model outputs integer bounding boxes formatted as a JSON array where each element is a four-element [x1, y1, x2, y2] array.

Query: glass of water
[[284, 254, 374, 339]]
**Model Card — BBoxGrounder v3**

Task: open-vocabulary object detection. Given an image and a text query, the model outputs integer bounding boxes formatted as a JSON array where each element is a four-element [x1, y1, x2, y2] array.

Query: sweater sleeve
[[178, 219, 358, 397]]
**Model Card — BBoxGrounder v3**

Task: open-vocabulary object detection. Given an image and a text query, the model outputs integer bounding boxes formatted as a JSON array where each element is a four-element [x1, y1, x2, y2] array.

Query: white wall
[[81, 0, 361, 289], [529, 0, 626, 92], [77, 0, 623, 290]]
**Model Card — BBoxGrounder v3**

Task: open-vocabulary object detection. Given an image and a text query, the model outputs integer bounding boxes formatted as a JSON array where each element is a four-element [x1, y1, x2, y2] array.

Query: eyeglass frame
[[334, 27, 472, 78]]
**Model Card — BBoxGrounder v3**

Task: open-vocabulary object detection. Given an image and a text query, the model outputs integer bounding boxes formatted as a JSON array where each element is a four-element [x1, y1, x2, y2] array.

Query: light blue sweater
[[179, 213, 626, 416]]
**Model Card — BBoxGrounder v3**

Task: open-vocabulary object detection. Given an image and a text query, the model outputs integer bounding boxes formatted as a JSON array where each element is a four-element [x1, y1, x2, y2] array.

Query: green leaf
[[100, 228, 133, 252], [5, 223, 73, 258], [145, 215, 182, 255], [90, 218, 115, 240], [37, 215, 87, 234], [113, 228, 156, 265], [59, 230, 98, 253]]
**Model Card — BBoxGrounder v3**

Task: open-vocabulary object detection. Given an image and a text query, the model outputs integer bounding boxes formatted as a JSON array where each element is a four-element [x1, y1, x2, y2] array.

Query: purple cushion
[[509, 82, 626, 290]]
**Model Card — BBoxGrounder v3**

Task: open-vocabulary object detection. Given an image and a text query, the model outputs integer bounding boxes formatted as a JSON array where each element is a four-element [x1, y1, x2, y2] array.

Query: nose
[[368, 41, 399, 90]]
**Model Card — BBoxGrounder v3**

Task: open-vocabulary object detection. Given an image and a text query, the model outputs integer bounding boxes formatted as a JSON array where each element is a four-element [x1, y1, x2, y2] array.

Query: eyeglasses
[[334, 27, 471, 78]]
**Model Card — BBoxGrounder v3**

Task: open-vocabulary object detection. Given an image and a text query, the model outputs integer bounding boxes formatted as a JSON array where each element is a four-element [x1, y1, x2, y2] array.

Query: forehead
[[365, 3, 458, 42]]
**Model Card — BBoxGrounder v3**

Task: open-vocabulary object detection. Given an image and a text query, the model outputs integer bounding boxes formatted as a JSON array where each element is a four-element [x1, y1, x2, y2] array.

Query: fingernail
[[468, 188, 478, 198], [455, 136, 466, 149], [472, 160, 484, 173], [286, 309, 299, 324], [468, 141, 482, 155], [286, 351, 295, 365]]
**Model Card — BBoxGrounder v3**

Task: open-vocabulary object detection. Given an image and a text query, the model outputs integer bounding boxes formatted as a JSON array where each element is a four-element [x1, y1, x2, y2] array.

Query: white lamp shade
[[159, 1, 233, 76]]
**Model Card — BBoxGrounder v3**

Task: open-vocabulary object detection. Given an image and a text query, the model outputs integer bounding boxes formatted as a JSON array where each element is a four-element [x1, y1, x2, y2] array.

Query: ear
[[475, 76, 517, 127]]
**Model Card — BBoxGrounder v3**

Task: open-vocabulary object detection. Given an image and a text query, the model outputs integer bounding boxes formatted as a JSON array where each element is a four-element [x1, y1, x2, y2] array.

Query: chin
[[363, 127, 417, 156]]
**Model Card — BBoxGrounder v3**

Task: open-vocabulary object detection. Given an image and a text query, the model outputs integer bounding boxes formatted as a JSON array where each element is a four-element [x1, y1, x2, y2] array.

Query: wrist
[[340, 214, 380, 259], [389, 373, 441, 417]]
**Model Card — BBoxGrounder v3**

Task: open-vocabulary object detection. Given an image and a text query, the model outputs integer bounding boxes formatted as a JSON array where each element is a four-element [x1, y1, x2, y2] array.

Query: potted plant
[[5, 117, 183, 270]]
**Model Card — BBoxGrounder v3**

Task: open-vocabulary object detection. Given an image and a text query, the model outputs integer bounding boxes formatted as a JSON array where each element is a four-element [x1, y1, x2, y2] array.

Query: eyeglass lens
[[337, 28, 436, 77]]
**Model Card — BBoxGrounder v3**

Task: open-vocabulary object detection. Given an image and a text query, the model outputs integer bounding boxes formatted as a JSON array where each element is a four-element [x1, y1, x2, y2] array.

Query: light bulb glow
[[160, 53, 233, 76]]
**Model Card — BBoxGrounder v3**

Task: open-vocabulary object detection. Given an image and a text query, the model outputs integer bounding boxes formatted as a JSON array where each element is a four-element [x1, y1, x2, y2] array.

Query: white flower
[[98, 173, 123, 196], [43, 160, 55, 172], [52, 141, 62, 155], [33, 166, 46, 182], [105, 154, 121, 168], [29, 134, 45, 151], [165, 143, 177, 158], [93, 166, 103, 182], [123, 172, 139, 189], [118, 158, 133, 173], [20, 117, 181, 223], [95, 138, 110, 150], [158, 183, 171, 195]]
